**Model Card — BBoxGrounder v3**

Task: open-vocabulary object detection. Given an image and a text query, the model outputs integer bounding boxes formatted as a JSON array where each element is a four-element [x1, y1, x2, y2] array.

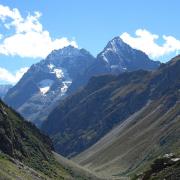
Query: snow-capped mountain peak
[[98, 36, 131, 65], [97, 36, 160, 73], [103, 36, 133, 56], [4, 45, 95, 126], [46, 45, 82, 61], [108, 36, 125, 48]]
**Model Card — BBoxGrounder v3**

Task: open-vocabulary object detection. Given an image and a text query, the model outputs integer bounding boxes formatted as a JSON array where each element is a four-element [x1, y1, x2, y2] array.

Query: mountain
[[68, 37, 160, 93], [75, 56, 180, 179], [97, 36, 160, 72], [41, 56, 180, 178], [0, 84, 12, 98], [4, 46, 96, 126], [0, 99, 101, 179], [4, 38, 160, 126]]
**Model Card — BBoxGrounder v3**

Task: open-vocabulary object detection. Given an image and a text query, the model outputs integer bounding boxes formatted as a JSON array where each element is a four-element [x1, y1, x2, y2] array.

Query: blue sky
[[0, 0, 180, 84]]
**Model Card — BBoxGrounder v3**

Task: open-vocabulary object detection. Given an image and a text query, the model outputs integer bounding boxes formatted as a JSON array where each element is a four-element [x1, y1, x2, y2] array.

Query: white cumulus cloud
[[0, 67, 29, 84], [120, 29, 180, 59], [0, 4, 77, 58]]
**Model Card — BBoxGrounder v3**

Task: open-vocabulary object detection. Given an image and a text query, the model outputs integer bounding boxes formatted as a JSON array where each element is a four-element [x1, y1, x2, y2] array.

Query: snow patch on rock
[[61, 81, 72, 96], [171, 158, 180, 162], [38, 79, 54, 95], [53, 68, 64, 79], [48, 64, 54, 70]]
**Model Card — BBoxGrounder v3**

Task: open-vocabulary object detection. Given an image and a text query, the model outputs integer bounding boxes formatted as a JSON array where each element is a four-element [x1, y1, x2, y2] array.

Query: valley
[[0, 33, 179, 180]]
